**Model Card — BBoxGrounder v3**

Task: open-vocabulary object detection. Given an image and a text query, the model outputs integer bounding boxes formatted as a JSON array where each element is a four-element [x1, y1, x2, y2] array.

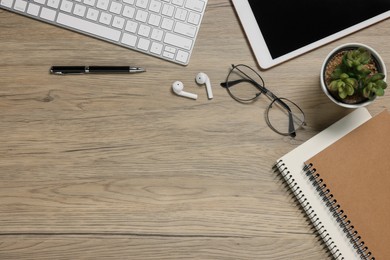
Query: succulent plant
[[362, 72, 387, 99], [329, 47, 387, 101]]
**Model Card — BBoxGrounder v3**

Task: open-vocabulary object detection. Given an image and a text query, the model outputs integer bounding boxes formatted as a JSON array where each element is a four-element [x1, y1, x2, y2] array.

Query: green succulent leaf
[[362, 87, 370, 98], [358, 48, 371, 64], [331, 67, 343, 79], [377, 80, 387, 89], [329, 81, 338, 91], [346, 85, 354, 96], [339, 89, 348, 99], [337, 81, 345, 89], [376, 87, 385, 96], [340, 73, 349, 80], [370, 73, 385, 82], [345, 78, 358, 89], [366, 82, 374, 91]]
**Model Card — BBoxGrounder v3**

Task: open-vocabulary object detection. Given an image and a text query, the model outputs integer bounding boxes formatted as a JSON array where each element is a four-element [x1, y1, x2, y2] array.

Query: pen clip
[[51, 71, 84, 75]]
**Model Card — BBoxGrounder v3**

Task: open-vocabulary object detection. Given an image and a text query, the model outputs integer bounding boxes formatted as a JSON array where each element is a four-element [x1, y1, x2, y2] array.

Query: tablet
[[233, 0, 390, 69]]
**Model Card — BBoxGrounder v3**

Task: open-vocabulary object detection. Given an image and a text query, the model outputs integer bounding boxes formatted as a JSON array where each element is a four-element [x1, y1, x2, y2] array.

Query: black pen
[[50, 66, 146, 75]]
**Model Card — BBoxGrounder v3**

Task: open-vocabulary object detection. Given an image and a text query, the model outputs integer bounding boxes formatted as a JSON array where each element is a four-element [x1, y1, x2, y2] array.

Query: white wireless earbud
[[196, 72, 213, 99], [172, 81, 198, 100]]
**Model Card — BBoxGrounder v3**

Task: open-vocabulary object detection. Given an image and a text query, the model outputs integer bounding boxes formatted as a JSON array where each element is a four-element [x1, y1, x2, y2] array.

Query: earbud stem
[[206, 81, 213, 99], [182, 92, 198, 100]]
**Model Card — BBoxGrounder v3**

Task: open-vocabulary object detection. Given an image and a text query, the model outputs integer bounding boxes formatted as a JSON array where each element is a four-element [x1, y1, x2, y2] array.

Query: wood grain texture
[[1, 1, 390, 259]]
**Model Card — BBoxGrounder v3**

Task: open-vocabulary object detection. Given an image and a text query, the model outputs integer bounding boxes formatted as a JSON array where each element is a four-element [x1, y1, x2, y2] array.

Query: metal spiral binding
[[302, 163, 374, 260], [274, 160, 375, 260], [273, 160, 343, 259]]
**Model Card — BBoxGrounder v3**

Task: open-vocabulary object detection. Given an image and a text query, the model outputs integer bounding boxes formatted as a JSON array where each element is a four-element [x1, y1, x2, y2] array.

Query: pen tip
[[130, 67, 146, 73]]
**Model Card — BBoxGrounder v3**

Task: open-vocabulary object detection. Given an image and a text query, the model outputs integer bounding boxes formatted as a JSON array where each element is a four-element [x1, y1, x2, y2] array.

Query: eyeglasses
[[220, 64, 305, 137]]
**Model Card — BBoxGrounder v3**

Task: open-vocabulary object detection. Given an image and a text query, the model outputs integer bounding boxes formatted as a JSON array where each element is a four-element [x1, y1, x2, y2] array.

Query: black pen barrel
[[88, 66, 130, 73]]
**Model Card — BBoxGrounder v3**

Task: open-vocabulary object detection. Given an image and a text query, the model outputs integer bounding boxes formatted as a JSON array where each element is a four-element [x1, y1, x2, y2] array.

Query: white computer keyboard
[[0, 0, 207, 65]]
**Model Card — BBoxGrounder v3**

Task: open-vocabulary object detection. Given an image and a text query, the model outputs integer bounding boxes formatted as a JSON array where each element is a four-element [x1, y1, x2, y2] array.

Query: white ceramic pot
[[320, 43, 387, 108]]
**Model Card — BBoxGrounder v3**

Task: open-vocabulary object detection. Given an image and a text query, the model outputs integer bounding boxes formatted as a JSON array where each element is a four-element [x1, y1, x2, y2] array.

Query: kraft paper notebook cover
[[274, 107, 390, 259], [304, 109, 390, 259]]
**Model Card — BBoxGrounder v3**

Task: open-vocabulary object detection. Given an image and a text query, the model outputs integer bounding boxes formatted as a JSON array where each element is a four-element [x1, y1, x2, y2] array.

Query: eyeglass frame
[[220, 64, 305, 137]]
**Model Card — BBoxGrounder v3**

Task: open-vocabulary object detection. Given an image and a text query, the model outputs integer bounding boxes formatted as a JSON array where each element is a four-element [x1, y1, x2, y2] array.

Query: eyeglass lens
[[224, 64, 264, 102], [266, 98, 305, 136]]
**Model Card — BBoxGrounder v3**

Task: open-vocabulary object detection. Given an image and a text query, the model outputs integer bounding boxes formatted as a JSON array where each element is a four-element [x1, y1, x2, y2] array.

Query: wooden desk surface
[[1, 2, 389, 259]]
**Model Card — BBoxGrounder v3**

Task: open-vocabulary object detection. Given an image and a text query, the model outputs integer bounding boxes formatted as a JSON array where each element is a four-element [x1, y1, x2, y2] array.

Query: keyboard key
[[0, 0, 14, 8], [40, 7, 56, 20], [122, 5, 135, 18], [187, 11, 200, 25], [161, 3, 174, 17], [135, 9, 148, 22], [165, 46, 176, 53], [60, 0, 73, 13], [123, 0, 134, 4], [138, 24, 151, 37], [185, 0, 204, 12], [150, 42, 163, 55], [86, 8, 99, 21], [121, 33, 137, 46], [112, 16, 125, 29], [109, 1, 122, 14], [96, 0, 109, 10], [161, 17, 174, 30], [174, 21, 196, 37], [163, 51, 174, 59], [135, 0, 148, 9], [73, 4, 87, 16], [84, 0, 95, 6], [164, 32, 192, 50], [172, 0, 184, 6], [176, 50, 189, 63], [149, 0, 161, 13], [47, 0, 60, 8], [148, 13, 161, 27], [174, 8, 187, 21], [137, 38, 150, 51], [150, 28, 163, 41], [99, 11, 112, 25], [57, 12, 121, 41], [14, 0, 27, 12], [125, 20, 138, 33], [27, 3, 40, 15]]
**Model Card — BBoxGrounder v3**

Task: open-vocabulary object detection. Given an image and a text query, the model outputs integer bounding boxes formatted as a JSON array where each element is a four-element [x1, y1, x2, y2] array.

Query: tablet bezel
[[232, 0, 390, 69]]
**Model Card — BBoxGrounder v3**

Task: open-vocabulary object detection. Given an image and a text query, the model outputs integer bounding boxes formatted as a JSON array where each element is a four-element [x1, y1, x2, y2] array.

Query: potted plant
[[320, 43, 387, 108]]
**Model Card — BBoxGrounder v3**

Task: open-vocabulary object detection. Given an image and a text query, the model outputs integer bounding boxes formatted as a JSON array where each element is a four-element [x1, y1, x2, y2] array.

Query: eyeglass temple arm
[[288, 116, 296, 137], [273, 98, 296, 137], [221, 79, 266, 94], [220, 79, 250, 88]]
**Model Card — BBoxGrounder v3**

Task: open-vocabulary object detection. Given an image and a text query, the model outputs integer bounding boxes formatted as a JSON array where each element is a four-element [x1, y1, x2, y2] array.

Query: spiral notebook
[[275, 107, 390, 259]]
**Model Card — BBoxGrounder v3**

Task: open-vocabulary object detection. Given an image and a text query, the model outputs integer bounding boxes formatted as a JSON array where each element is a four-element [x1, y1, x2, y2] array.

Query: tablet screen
[[248, 0, 390, 59]]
